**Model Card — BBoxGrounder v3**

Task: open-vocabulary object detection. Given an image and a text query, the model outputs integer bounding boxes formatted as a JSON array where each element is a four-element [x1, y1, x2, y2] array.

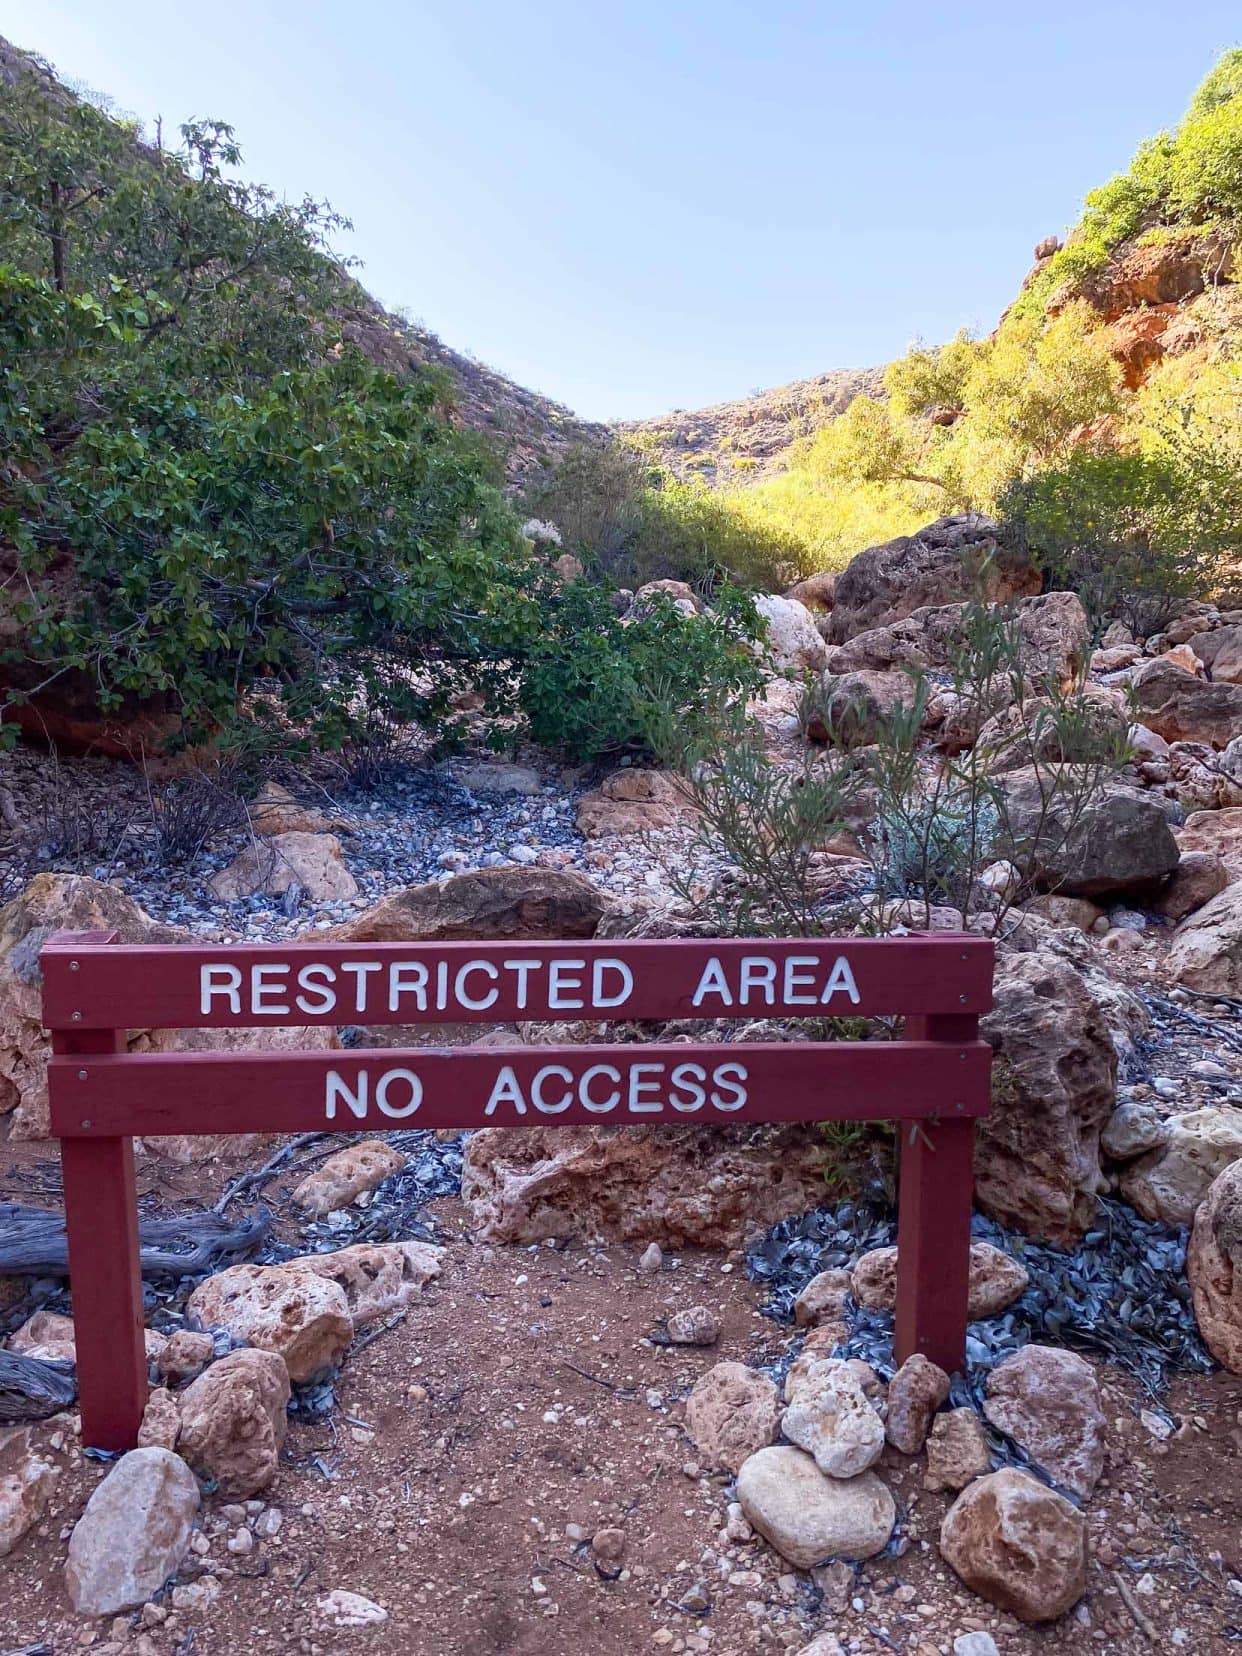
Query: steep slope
[[0, 34, 604, 485], [619, 366, 882, 486]]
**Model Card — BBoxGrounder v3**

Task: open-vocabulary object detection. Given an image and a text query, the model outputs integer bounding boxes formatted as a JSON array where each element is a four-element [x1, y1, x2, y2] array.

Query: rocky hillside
[[0, 34, 605, 486], [619, 366, 883, 486]]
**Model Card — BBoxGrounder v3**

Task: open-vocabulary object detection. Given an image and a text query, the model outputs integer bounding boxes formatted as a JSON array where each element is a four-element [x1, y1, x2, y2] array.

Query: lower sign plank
[[49, 1040, 991, 1137]]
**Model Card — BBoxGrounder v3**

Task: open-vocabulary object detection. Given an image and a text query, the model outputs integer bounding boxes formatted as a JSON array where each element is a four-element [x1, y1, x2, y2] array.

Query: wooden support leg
[[56, 1027, 147, 1452], [894, 1013, 978, 1376]]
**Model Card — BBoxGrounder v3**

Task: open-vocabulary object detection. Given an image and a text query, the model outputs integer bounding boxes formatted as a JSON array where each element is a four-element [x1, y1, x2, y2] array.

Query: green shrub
[[519, 582, 766, 760]]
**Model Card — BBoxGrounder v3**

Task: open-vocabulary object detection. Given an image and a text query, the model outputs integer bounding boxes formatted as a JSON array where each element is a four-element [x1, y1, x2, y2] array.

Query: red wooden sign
[[40, 930, 993, 1452]]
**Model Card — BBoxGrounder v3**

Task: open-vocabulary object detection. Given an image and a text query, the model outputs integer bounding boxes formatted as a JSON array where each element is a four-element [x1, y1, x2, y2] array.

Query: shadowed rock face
[[1189, 1158, 1242, 1373]]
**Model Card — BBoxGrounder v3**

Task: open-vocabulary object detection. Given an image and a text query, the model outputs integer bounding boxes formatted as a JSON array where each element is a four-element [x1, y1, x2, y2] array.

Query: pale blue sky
[[12, 2, 1241, 419]]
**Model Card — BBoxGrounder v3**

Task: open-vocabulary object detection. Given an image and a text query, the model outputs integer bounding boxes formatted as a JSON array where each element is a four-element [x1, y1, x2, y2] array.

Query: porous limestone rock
[[137, 1388, 181, 1452], [0, 1427, 57, 1555], [1188, 1158, 1242, 1373], [1168, 882, 1242, 995], [1132, 659, 1242, 748], [209, 831, 358, 902], [665, 1305, 720, 1346], [885, 1354, 950, 1455], [753, 594, 830, 673], [156, 1330, 216, 1387], [575, 769, 681, 837], [1120, 1105, 1242, 1226], [685, 1362, 781, 1474], [924, 1408, 992, 1492], [939, 1468, 1087, 1623], [332, 867, 607, 943], [736, 1446, 896, 1568], [793, 1268, 853, 1328], [292, 1140, 408, 1217], [982, 1346, 1105, 1498], [780, 1362, 884, 1478], [187, 1264, 352, 1383], [977, 951, 1117, 1243], [177, 1349, 290, 1499], [284, 1240, 444, 1325], [64, 1448, 200, 1616], [849, 1242, 1029, 1320], [461, 1121, 828, 1248], [250, 781, 349, 836], [827, 516, 1038, 642]]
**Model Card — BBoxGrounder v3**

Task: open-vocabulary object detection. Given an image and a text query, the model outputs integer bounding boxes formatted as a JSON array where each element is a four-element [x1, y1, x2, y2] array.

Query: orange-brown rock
[[177, 1349, 291, 1498], [575, 770, 682, 837], [1132, 660, 1242, 748], [939, 1469, 1086, 1622], [331, 867, 607, 943], [1104, 305, 1177, 388], [284, 1240, 444, 1325], [292, 1140, 408, 1216], [461, 1122, 829, 1248], [187, 1265, 352, 1383], [1188, 1158, 1242, 1373], [685, 1361, 781, 1473]]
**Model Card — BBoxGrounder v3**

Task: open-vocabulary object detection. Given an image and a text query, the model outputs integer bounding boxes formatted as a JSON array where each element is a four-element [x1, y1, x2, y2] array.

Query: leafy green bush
[[523, 442, 804, 591], [519, 582, 766, 760], [998, 442, 1242, 633]]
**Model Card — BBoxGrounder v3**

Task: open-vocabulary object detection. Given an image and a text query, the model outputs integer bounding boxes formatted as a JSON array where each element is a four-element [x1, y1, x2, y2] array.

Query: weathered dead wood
[[0, 1351, 76, 1423], [0, 1202, 269, 1279]]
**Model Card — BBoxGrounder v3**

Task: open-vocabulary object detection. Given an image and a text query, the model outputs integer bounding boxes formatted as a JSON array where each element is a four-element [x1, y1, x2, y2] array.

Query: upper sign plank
[[42, 934, 994, 1030]]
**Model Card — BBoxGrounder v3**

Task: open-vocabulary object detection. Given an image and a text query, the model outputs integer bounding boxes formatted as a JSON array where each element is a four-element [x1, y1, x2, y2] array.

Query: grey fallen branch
[[0, 1351, 76, 1424], [0, 1201, 269, 1279]]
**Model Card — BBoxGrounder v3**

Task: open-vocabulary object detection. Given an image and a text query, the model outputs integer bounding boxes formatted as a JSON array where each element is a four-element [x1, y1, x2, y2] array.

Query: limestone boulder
[[461, 1122, 829, 1248], [827, 516, 1038, 642], [453, 762, 542, 796], [156, 1330, 216, 1387], [995, 768, 1179, 898], [1120, 1105, 1242, 1226], [630, 579, 699, 618], [1168, 883, 1242, 995], [804, 669, 919, 746], [1155, 852, 1231, 921], [292, 1140, 407, 1216], [939, 1469, 1087, 1623], [177, 1349, 290, 1498], [187, 1264, 353, 1383], [1167, 742, 1242, 812], [1188, 622, 1242, 684], [209, 831, 358, 902], [1188, 1159, 1242, 1373], [1177, 806, 1242, 880], [736, 1446, 896, 1568], [850, 1242, 1028, 1320], [0, 1427, 57, 1555], [780, 1361, 884, 1477], [793, 1268, 853, 1328], [332, 867, 607, 943], [64, 1448, 200, 1616], [784, 571, 837, 615], [685, 1361, 781, 1474], [924, 1408, 992, 1493], [977, 951, 1117, 1244], [284, 1240, 444, 1325], [1132, 659, 1242, 748], [982, 1346, 1105, 1498], [137, 1388, 182, 1452], [1101, 1100, 1169, 1162], [885, 1354, 950, 1455], [753, 595, 830, 673], [250, 782, 350, 837], [575, 769, 681, 838]]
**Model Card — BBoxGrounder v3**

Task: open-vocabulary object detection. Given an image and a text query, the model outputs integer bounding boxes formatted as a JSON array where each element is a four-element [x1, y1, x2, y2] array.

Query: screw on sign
[[41, 930, 993, 1451]]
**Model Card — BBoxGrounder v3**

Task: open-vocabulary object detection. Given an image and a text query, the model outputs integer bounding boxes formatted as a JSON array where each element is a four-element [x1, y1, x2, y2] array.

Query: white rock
[[318, 1589, 388, 1627], [780, 1362, 884, 1478], [736, 1446, 895, 1568], [64, 1449, 200, 1616]]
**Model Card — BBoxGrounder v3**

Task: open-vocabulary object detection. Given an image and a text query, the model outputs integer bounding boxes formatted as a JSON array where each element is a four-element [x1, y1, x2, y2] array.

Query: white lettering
[[691, 957, 732, 1008], [435, 960, 450, 1011], [548, 959, 585, 1010], [455, 960, 499, 1012], [710, 1062, 748, 1112], [201, 964, 242, 1017], [821, 957, 860, 1005], [295, 963, 337, 1015], [579, 1064, 621, 1113], [783, 956, 818, 1005], [628, 1063, 666, 1114], [740, 956, 777, 1006], [250, 964, 290, 1017], [503, 959, 539, 1010], [532, 1064, 573, 1114], [375, 1068, 422, 1118], [484, 1066, 528, 1117], [325, 1069, 368, 1121], [340, 961, 381, 1013], [670, 1062, 707, 1113], [388, 962, 428, 1013], [591, 958, 634, 1010]]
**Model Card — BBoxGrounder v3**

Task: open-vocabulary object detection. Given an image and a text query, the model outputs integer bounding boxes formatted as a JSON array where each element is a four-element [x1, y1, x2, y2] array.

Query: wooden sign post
[[41, 931, 993, 1450]]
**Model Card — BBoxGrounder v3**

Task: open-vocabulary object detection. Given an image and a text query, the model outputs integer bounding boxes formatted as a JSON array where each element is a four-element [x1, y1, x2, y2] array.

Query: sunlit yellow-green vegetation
[[1017, 47, 1242, 315]]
